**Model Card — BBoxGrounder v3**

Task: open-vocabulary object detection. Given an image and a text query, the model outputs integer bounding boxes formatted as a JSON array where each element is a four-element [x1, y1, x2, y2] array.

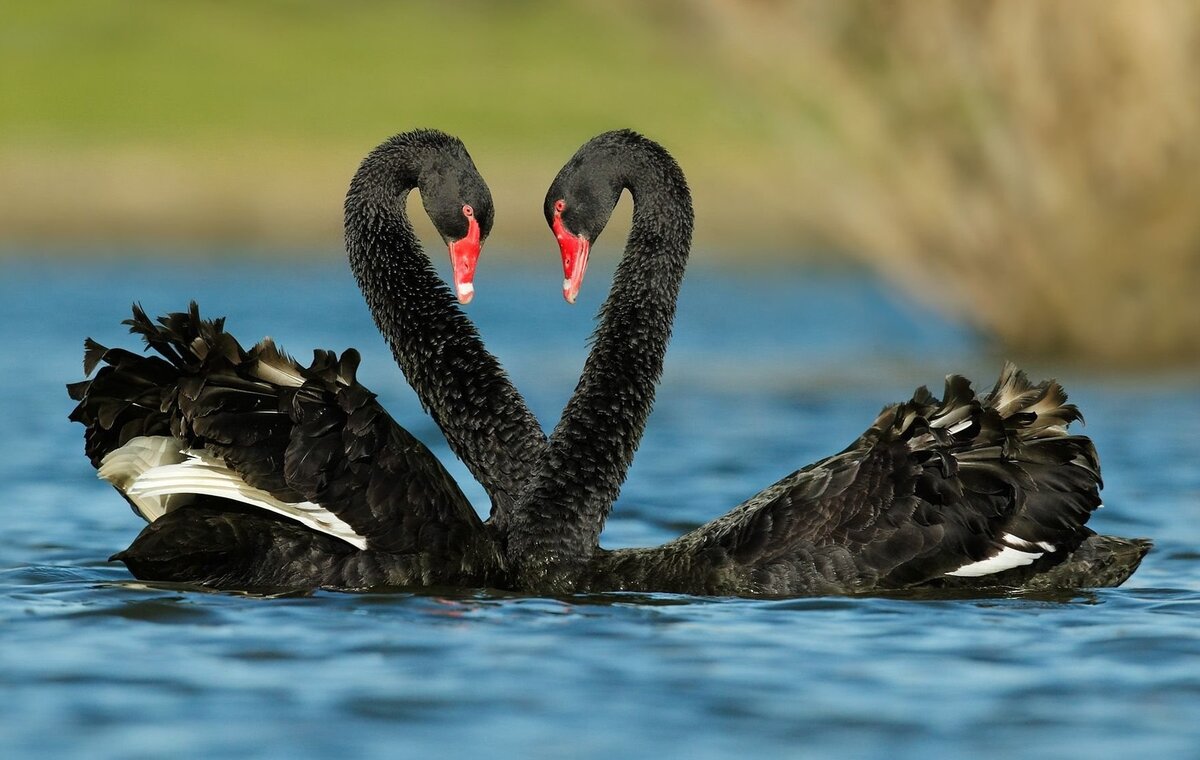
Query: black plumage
[[68, 130, 543, 590], [67, 127, 1150, 597], [70, 304, 506, 588], [584, 366, 1148, 596], [506, 130, 694, 591], [523, 130, 1149, 596], [343, 130, 545, 527]]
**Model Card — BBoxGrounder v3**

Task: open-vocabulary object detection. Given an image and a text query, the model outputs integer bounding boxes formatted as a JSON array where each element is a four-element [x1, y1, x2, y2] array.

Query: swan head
[[419, 141, 495, 305], [544, 135, 629, 303]]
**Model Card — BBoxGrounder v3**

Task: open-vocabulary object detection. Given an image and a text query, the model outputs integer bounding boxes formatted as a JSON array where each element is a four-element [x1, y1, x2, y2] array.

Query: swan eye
[[462, 204, 474, 217], [554, 199, 566, 213]]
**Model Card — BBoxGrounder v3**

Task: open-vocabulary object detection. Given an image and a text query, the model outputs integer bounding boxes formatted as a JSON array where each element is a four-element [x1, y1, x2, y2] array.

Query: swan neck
[[512, 147, 693, 592], [344, 139, 545, 527]]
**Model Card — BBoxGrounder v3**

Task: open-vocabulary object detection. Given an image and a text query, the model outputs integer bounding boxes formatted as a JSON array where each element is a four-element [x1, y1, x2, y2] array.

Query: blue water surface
[[1, 253, 1197, 759]]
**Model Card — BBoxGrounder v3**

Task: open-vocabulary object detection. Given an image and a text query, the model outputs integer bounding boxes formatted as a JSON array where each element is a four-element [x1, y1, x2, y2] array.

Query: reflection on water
[[1, 256, 1197, 759]]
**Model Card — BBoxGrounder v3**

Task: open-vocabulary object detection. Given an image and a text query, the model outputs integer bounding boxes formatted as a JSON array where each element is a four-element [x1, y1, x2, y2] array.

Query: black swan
[[68, 130, 545, 589], [510, 129, 1150, 596]]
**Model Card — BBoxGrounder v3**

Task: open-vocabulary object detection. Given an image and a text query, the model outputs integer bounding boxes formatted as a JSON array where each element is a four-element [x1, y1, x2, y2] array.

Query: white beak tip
[[456, 282, 475, 304]]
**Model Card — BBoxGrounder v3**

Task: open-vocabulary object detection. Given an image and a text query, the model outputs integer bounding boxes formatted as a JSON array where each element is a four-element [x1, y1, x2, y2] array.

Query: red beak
[[448, 211, 481, 304], [552, 208, 589, 304]]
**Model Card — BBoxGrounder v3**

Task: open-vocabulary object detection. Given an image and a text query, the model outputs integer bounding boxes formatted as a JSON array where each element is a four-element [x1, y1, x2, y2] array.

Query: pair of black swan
[[68, 129, 1150, 595]]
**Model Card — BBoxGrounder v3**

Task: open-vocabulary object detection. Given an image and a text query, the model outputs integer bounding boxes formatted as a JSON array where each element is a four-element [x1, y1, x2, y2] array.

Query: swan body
[[582, 366, 1150, 596], [68, 130, 545, 590], [525, 129, 1150, 596]]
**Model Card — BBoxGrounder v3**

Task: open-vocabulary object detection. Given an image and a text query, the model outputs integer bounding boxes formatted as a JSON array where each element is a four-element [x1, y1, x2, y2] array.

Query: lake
[[1, 253, 1197, 759]]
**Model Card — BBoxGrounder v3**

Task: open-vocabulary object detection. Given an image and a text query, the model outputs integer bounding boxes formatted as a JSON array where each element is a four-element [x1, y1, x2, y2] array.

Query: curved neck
[[509, 149, 694, 592], [344, 139, 545, 529]]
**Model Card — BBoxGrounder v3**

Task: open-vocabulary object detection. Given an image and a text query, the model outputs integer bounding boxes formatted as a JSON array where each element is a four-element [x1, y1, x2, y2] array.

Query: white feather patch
[[98, 436, 189, 521], [946, 419, 973, 435], [1000, 533, 1057, 553], [945, 544, 1044, 577], [103, 436, 367, 550]]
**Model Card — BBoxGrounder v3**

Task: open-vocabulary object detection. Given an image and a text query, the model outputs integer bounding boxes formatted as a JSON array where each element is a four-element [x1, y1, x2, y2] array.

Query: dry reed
[[658, 0, 1200, 366]]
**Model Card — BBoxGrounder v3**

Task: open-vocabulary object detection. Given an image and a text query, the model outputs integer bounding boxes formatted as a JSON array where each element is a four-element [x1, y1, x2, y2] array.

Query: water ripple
[[2, 261, 1197, 759]]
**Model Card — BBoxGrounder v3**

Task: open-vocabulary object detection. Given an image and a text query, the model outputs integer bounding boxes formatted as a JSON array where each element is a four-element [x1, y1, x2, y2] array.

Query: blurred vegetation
[[0, 1, 774, 245], [663, 0, 1200, 367], [2, 1, 1197, 366]]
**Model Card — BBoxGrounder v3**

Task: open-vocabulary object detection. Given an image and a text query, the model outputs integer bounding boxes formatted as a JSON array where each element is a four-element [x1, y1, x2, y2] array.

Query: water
[[2, 254, 1198, 759]]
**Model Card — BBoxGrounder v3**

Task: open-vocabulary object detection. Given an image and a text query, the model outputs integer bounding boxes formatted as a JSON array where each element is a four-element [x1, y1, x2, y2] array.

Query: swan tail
[[68, 302, 320, 468], [1012, 534, 1152, 590], [868, 363, 1147, 586]]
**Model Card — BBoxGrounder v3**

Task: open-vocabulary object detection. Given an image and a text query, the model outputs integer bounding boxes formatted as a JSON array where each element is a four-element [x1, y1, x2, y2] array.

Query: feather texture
[[583, 364, 1147, 595], [70, 303, 506, 589], [68, 130, 543, 591], [518, 131, 1149, 597]]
